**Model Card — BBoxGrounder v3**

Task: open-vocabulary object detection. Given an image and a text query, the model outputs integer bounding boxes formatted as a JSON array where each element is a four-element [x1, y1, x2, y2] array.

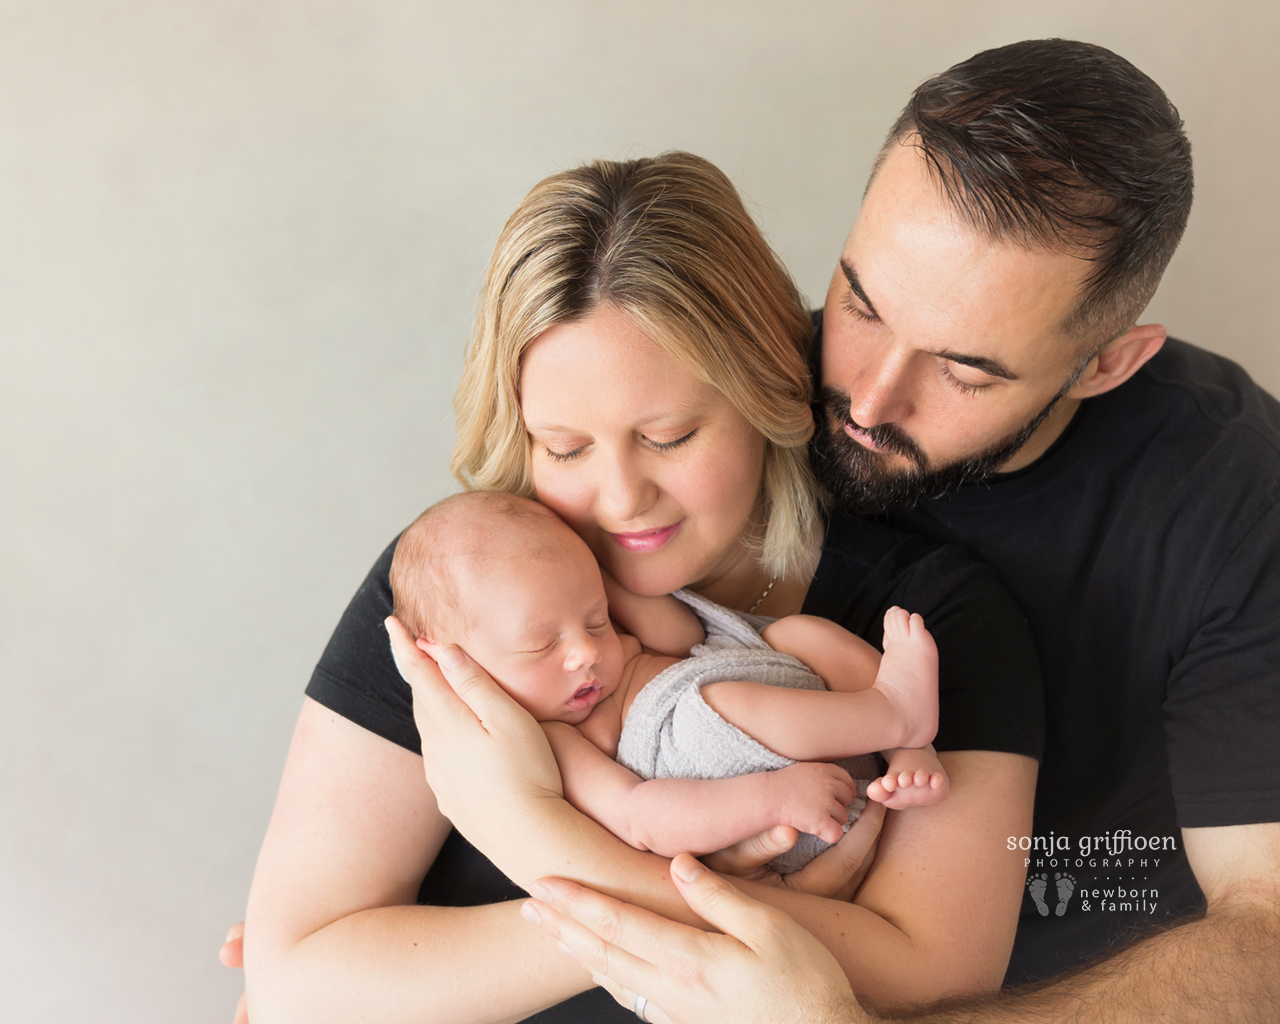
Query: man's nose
[[846, 343, 913, 428]]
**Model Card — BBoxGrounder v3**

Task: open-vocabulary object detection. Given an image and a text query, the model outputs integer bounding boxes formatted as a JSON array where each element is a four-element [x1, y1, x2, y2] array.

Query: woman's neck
[[688, 526, 823, 618]]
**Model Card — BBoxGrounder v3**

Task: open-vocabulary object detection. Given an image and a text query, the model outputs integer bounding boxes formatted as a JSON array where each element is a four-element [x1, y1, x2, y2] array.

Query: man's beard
[[811, 385, 1066, 516]]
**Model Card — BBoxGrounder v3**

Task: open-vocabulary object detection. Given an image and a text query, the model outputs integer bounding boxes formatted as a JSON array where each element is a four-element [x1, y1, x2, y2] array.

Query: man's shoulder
[[1092, 338, 1280, 499], [1135, 338, 1280, 441], [1084, 339, 1280, 571]]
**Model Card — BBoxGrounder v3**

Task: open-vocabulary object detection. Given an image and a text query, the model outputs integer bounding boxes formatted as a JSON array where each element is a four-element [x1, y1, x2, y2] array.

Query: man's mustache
[[820, 387, 927, 467]]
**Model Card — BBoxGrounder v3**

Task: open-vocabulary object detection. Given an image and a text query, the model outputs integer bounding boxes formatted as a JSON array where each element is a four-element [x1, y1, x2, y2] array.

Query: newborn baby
[[390, 492, 948, 872]]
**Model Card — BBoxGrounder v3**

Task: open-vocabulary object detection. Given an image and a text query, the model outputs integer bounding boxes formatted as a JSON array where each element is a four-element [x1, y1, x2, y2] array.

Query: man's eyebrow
[[841, 258, 1018, 382], [840, 260, 882, 320], [933, 349, 1019, 381]]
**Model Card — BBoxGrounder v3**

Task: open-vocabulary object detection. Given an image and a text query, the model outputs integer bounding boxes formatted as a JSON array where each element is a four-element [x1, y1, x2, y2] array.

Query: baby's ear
[[416, 637, 438, 657]]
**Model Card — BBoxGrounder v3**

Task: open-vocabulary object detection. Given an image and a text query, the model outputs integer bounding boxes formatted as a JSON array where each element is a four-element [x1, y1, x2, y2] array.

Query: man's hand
[[523, 853, 866, 1024]]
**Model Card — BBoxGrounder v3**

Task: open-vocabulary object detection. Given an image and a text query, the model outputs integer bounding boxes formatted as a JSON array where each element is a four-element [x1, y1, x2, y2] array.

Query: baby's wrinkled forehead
[[445, 497, 576, 568], [392, 491, 589, 644]]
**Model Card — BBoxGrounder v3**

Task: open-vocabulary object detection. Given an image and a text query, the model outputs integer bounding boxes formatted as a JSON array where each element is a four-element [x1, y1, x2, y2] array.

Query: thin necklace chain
[[747, 575, 777, 615]]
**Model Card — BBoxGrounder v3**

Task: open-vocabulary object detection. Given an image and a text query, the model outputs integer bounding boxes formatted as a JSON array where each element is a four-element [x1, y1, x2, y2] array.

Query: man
[[524, 38, 1280, 1020]]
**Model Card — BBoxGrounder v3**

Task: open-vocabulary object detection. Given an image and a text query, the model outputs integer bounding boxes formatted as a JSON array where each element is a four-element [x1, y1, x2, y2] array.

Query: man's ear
[[1067, 323, 1167, 400]]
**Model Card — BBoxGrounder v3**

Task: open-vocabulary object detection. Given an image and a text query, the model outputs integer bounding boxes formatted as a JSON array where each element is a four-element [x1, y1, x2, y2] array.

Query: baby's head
[[390, 492, 625, 724]]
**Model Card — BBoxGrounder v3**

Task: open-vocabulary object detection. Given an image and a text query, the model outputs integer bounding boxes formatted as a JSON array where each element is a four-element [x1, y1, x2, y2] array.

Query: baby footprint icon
[[1054, 872, 1076, 916], [1027, 873, 1050, 916]]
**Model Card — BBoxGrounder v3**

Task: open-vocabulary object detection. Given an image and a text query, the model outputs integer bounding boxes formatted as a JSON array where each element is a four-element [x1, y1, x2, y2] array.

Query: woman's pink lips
[[608, 521, 682, 552]]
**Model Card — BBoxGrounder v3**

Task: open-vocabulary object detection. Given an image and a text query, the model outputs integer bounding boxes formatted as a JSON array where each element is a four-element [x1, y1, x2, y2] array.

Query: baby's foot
[[874, 608, 939, 750], [867, 746, 950, 809]]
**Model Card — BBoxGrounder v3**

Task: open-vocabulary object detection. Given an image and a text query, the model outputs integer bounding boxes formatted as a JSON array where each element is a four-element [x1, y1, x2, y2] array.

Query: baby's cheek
[[603, 637, 626, 686]]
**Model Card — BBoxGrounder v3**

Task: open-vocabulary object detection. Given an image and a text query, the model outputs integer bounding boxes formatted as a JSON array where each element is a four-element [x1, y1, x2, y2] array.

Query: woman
[[237, 151, 1041, 1022]]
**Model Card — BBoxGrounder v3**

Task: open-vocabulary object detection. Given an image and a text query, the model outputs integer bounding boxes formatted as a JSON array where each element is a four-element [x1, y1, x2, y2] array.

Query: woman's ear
[[1067, 323, 1167, 400]]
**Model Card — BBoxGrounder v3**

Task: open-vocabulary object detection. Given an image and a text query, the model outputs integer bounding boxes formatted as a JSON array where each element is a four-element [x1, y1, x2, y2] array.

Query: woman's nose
[[596, 449, 659, 525], [563, 633, 601, 673]]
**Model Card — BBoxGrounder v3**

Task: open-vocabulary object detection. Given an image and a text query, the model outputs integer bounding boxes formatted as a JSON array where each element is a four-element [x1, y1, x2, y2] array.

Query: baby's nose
[[564, 635, 600, 672]]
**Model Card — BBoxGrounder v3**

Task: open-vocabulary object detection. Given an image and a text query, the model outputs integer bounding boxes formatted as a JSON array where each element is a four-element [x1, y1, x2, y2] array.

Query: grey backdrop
[[3, 2, 1276, 1021]]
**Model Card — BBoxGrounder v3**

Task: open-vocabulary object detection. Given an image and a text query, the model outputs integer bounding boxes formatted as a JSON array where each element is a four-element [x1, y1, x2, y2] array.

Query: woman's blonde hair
[[451, 151, 820, 579]]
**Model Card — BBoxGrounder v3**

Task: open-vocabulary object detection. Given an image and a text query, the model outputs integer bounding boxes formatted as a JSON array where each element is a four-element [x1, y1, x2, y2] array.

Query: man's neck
[[998, 397, 1081, 474]]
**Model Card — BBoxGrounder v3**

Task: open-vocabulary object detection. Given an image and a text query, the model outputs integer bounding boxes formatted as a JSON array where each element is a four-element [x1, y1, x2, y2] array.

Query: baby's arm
[[541, 721, 856, 857], [601, 569, 704, 657]]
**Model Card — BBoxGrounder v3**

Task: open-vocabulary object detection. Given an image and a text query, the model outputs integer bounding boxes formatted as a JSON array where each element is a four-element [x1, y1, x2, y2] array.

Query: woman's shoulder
[[305, 534, 422, 754]]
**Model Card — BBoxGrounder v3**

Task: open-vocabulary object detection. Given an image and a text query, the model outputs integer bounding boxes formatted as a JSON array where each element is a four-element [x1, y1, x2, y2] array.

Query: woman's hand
[[703, 800, 885, 900], [386, 616, 564, 844], [219, 923, 248, 1024], [523, 853, 867, 1024]]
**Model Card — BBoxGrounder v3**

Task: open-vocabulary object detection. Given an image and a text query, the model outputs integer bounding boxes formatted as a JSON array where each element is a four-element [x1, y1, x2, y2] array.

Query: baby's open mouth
[[567, 682, 602, 710]]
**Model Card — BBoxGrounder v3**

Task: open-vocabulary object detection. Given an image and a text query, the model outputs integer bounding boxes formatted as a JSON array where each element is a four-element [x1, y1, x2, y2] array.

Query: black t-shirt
[[807, 319, 1280, 983], [306, 513, 1044, 1022]]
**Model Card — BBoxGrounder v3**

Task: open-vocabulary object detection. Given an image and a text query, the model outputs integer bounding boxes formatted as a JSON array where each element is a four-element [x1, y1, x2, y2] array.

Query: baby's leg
[[867, 743, 950, 809], [701, 607, 938, 761], [873, 607, 939, 751], [761, 614, 881, 692]]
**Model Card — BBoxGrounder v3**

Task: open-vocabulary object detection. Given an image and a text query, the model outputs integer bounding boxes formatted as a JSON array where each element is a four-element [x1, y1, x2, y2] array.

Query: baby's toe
[[883, 607, 910, 639]]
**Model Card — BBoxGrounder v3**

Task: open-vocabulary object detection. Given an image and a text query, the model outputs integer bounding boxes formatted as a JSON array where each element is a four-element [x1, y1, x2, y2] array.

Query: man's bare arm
[[528, 823, 1279, 1024], [904, 821, 1280, 1023]]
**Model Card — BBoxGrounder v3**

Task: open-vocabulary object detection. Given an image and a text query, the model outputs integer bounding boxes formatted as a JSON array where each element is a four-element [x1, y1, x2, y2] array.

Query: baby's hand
[[770, 762, 856, 845]]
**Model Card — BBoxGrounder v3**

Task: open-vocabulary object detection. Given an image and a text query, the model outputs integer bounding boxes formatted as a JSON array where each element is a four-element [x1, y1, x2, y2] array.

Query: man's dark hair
[[877, 38, 1193, 343]]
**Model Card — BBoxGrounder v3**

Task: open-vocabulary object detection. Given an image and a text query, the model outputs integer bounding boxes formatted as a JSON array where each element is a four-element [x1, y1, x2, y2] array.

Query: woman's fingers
[[700, 824, 797, 879], [390, 617, 530, 737], [782, 800, 884, 900], [219, 923, 248, 1023], [384, 616, 474, 723], [387, 615, 565, 866], [219, 921, 245, 968]]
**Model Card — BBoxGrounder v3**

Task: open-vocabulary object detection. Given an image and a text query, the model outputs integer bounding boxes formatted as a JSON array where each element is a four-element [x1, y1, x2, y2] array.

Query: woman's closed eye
[[544, 444, 587, 463], [646, 428, 698, 452], [541, 428, 698, 462]]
